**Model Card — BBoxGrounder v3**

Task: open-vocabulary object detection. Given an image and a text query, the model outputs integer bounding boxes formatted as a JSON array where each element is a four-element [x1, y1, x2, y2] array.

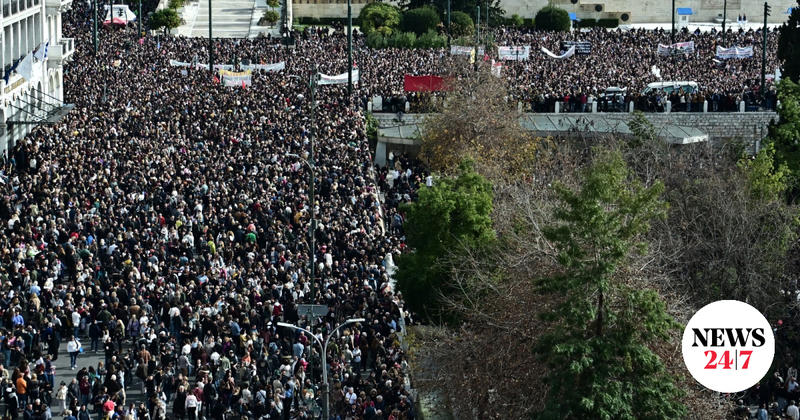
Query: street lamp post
[[447, 0, 450, 28], [347, 0, 352, 96], [278, 318, 366, 420], [671, 0, 676, 44], [761, 2, 770, 104], [209, 0, 214, 71], [722, 0, 727, 42], [476, 6, 480, 44], [93, 0, 98, 53], [138, 0, 142, 39]]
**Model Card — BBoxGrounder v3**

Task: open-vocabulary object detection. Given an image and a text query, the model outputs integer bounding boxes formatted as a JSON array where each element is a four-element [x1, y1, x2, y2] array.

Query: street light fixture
[[278, 318, 366, 419]]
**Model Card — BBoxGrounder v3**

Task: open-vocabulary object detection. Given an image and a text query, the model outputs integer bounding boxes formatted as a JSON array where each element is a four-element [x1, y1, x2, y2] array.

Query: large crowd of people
[[0, 2, 429, 419], [0, 1, 789, 418], [346, 24, 781, 113]]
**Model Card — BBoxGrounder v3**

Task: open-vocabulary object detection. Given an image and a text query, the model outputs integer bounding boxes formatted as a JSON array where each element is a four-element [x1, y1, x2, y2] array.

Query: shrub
[[415, 29, 447, 48], [449, 10, 474, 37], [365, 28, 445, 49], [266, 0, 279, 8], [577, 17, 596, 27], [365, 31, 387, 48], [598, 18, 619, 28], [298, 16, 321, 25], [167, 0, 184, 9], [401, 6, 440, 35], [523, 17, 535, 28], [262, 9, 279, 25], [389, 31, 417, 48], [359, 2, 401, 36], [534, 6, 570, 32], [508, 14, 523, 27]]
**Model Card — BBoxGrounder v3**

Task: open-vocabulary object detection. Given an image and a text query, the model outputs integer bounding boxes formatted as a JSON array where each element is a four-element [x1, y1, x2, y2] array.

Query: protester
[[2, 1, 782, 419]]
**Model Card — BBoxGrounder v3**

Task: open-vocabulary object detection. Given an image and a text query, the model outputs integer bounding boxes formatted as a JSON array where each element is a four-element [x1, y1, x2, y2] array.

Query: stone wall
[[641, 112, 777, 143]]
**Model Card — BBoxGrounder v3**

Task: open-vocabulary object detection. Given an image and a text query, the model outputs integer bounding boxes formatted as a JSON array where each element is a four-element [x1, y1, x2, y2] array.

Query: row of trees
[[359, 2, 476, 48], [395, 41, 800, 415]]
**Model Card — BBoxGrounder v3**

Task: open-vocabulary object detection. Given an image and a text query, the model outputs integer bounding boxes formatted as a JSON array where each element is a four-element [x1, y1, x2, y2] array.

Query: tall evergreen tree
[[779, 1, 800, 83], [538, 150, 686, 419], [766, 79, 800, 200]]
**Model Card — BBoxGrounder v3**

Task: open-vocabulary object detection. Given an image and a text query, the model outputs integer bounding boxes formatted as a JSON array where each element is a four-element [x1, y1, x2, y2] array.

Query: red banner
[[404, 75, 448, 92]]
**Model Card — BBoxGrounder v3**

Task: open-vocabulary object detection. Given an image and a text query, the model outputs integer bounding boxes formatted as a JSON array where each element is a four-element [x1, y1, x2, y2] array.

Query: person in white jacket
[[185, 391, 198, 420], [66, 336, 81, 370]]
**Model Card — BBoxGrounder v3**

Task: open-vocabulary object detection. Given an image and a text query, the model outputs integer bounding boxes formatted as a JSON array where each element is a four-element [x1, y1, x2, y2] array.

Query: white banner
[[498, 46, 531, 61], [540, 45, 576, 60], [173, 61, 235, 70], [241, 62, 285, 72], [318, 69, 359, 85], [104, 4, 137, 23], [220, 70, 252, 87], [658, 41, 695, 56], [451, 46, 485, 57], [450, 45, 473, 56], [715, 45, 754, 59], [490, 60, 502, 78]]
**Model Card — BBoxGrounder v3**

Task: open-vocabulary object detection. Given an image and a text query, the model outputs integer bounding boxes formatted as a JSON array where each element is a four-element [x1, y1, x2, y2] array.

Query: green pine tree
[[538, 149, 686, 420], [778, 1, 800, 83]]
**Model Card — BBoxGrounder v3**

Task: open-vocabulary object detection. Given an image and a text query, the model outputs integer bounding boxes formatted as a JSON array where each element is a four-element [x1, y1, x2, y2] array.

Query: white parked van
[[642, 81, 699, 95]]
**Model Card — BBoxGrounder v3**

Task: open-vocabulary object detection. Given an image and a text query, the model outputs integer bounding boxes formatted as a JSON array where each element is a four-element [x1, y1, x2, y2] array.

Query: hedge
[[366, 29, 446, 49], [297, 16, 362, 26], [598, 18, 619, 28], [577, 17, 619, 28]]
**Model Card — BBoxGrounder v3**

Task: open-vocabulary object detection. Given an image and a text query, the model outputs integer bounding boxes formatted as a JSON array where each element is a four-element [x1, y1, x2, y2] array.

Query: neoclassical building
[[0, 0, 73, 155]]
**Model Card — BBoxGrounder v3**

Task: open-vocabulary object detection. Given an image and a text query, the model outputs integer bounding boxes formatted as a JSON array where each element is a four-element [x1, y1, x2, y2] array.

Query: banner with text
[[658, 41, 695, 56], [491, 60, 502, 78], [560, 41, 592, 55], [219, 69, 252, 87], [317, 69, 360, 85], [450, 46, 485, 56], [241, 62, 286, 72], [450, 45, 473, 56], [498, 46, 531, 61], [715, 46, 754, 59]]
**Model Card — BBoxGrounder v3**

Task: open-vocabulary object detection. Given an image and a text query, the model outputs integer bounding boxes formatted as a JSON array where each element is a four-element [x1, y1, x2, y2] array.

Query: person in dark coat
[[173, 385, 187, 419]]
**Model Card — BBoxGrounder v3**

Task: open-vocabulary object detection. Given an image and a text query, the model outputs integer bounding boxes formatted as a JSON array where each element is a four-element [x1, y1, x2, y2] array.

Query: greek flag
[[34, 42, 49, 61]]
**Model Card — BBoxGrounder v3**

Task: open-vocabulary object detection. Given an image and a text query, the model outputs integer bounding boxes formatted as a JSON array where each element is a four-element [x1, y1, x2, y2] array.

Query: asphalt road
[[46, 340, 146, 420]]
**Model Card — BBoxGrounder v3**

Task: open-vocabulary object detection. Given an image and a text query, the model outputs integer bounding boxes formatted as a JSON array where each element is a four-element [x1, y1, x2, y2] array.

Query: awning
[[6, 87, 74, 126], [569, 12, 579, 21], [677, 8, 693, 15]]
